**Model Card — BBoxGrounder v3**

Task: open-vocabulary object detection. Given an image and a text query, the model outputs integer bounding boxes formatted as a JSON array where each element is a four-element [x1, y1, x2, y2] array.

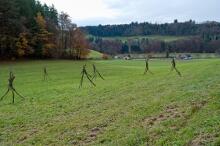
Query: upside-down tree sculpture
[[0, 71, 25, 103], [79, 64, 96, 88], [92, 64, 104, 80], [171, 58, 182, 76], [43, 66, 49, 81], [144, 58, 153, 75]]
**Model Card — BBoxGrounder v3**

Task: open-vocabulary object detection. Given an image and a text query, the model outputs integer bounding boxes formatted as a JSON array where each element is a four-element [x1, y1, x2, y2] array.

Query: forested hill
[[83, 21, 220, 55], [0, 0, 90, 60], [82, 20, 220, 37]]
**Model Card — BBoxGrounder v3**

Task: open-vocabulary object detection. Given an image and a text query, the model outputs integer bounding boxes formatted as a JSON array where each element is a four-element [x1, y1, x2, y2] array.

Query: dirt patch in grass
[[142, 99, 209, 144], [17, 128, 38, 143], [143, 104, 187, 127], [187, 132, 219, 146], [84, 127, 102, 143], [143, 100, 208, 128], [190, 100, 207, 114], [75, 113, 119, 145]]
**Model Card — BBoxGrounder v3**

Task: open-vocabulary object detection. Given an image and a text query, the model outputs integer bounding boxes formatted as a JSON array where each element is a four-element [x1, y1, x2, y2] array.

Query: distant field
[[117, 53, 220, 59], [89, 35, 190, 42], [0, 59, 220, 145]]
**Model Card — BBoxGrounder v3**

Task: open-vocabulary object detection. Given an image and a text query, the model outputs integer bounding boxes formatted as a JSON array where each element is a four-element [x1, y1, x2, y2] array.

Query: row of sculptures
[[0, 58, 181, 103]]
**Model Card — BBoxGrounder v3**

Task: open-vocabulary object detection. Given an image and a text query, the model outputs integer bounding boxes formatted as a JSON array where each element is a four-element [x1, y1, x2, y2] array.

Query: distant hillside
[[84, 21, 220, 55], [87, 34, 220, 55], [93, 35, 190, 42], [82, 21, 220, 37]]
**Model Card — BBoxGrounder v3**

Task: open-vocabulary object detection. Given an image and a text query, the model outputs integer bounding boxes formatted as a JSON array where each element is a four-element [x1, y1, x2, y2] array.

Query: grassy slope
[[88, 50, 103, 59], [93, 35, 190, 42], [0, 59, 219, 146]]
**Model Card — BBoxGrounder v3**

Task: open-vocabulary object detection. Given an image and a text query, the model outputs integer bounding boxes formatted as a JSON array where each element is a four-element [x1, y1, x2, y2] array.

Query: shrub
[[102, 54, 109, 60]]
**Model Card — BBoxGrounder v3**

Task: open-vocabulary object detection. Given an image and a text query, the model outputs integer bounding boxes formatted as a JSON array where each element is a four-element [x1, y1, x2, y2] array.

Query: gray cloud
[[40, 0, 220, 26]]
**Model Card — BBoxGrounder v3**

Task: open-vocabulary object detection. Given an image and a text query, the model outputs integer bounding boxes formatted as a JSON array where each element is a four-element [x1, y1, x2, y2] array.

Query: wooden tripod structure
[[0, 71, 25, 103], [92, 64, 104, 80], [79, 64, 96, 88], [144, 58, 153, 75], [171, 58, 182, 76], [43, 67, 49, 81]]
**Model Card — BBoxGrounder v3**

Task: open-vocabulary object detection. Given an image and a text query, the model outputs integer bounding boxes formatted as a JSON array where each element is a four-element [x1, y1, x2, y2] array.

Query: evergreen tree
[[0, 0, 21, 58]]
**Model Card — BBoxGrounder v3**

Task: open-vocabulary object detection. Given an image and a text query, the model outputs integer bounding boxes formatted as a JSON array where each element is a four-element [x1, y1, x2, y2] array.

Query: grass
[[88, 50, 103, 59], [0, 59, 219, 146], [90, 35, 190, 42]]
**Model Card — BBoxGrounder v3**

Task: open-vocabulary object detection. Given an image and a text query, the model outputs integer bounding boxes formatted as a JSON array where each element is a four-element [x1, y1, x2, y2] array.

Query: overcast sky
[[39, 0, 220, 26]]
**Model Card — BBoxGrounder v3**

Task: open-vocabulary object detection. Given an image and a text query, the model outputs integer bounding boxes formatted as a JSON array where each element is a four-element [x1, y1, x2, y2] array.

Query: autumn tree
[[70, 28, 90, 59], [32, 12, 55, 58], [59, 12, 72, 51], [16, 33, 33, 57]]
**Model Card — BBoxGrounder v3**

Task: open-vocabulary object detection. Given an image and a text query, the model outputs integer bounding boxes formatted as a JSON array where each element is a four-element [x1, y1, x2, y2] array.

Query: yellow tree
[[16, 33, 34, 57], [33, 12, 56, 57], [35, 12, 46, 29]]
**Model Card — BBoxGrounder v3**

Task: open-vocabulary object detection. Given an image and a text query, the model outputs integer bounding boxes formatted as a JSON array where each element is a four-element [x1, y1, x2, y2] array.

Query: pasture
[[0, 59, 220, 146], [95, 35, 190, 42], [88, 50, 103, 59]]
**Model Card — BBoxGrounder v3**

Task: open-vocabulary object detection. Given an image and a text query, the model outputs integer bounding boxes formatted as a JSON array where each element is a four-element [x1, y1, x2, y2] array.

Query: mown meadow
[[0, 59, 219, 146]]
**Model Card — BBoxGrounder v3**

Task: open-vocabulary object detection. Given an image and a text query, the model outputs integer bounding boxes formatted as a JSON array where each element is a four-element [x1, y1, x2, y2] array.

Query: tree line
[[82, 20, 220, 37], [88, 36, 220, 56], [85, 20, 220, 55], [1, 0, 220, 59], [0, 0, 90, 60]]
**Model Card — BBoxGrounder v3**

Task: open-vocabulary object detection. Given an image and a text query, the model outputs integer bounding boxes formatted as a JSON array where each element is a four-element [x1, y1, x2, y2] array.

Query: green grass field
[[0, 59, 220, 146], [91, 35, 190, 42]]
